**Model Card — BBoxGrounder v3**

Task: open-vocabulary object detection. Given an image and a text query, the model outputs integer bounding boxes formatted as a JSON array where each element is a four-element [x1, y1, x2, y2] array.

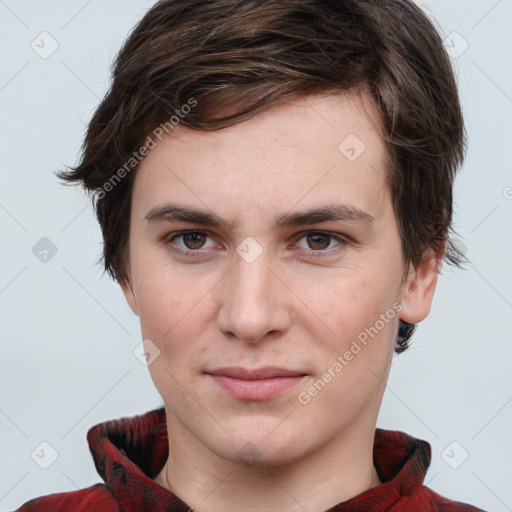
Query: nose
[[216, 245, 291, 344]]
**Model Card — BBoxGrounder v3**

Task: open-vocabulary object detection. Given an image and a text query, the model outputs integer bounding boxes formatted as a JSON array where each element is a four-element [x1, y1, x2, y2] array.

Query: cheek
[[295, 281, 397, 428], [131, 242, 192, 335], [292, 266, 400, 410], [133, 263, 215, 364], [136, 281, 179, 339], [294, 262, 400, 339], [135, 273, 204, 407]]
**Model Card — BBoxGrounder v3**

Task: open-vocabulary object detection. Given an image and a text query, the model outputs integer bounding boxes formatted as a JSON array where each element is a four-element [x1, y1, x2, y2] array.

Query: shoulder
[[392, 485, 486, 511], [14, 483, 120, 512]]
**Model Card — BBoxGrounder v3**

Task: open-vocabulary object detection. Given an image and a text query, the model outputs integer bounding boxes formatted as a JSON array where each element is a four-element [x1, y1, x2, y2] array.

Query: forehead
[[132, 91, 389, 221]]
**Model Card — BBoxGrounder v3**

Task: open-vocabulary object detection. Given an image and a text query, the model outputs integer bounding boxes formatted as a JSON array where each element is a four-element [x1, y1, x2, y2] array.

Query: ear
[[399, 243, 445, 324], [120, 275, 139, 317]]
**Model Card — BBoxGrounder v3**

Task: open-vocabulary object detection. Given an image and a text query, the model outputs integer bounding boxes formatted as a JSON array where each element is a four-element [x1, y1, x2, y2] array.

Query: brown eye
[[163, 230, 218, 258], [306, 233, 332, 250], [182, 232, 207, 250], [293, 231, 349, 258]]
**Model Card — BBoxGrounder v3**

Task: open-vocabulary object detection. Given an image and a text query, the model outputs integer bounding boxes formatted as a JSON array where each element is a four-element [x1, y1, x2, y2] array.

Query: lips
[[206, 367, 307, 400], [207, 366, 306, 380]]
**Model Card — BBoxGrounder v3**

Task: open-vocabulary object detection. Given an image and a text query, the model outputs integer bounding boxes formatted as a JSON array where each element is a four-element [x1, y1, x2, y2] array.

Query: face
[[121, 91, 440, 467]]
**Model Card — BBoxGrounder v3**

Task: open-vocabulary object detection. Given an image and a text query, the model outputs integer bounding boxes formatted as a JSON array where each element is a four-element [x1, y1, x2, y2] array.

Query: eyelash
[[162, 230, 350, 259]]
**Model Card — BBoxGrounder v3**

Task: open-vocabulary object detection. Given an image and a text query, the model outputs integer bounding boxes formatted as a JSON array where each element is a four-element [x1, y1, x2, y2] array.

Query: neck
[[155, 416, 382, 512]]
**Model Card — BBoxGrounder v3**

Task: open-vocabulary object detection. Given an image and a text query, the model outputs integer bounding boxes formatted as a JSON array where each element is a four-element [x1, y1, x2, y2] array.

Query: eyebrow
[[144, 202, 374, 230]]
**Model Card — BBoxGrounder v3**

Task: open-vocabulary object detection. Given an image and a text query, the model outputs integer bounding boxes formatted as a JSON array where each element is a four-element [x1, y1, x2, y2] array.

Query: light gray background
[[1, 1, 511, 510]]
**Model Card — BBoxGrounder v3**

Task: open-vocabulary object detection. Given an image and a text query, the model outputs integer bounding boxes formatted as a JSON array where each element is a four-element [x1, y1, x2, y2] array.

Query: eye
[[164, 231, 217, 254], [294, 231, 347, 256], [177, 232, 208, 250]]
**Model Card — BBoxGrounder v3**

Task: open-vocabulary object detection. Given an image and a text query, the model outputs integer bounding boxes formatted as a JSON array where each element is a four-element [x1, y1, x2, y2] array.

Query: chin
[[212, 422, 308, 467]]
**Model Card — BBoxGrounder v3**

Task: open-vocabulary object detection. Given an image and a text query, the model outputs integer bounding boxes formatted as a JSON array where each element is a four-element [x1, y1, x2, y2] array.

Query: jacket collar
[[87, 407, 431, 511]]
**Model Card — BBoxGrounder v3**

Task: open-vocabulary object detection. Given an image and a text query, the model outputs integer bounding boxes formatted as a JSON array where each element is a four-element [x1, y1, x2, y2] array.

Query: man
[[16, 0, 484, 510]]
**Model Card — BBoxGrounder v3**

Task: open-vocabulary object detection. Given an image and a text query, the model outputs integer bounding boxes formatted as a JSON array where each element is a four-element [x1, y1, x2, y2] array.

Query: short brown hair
[[57, 0, 466, 353]]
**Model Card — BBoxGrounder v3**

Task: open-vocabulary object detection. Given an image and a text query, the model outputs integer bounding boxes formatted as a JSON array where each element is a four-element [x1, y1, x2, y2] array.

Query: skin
[[120, 91, 442, 512]]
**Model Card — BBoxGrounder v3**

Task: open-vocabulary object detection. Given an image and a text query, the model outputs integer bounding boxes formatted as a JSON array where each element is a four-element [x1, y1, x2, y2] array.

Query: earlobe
[[399, 244, 444, 324], [120, 277, 139, 317]]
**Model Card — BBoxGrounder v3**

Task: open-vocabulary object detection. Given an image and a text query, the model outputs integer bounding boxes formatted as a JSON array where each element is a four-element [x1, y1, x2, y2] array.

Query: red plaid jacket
[[16, 408, 485, 511]]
